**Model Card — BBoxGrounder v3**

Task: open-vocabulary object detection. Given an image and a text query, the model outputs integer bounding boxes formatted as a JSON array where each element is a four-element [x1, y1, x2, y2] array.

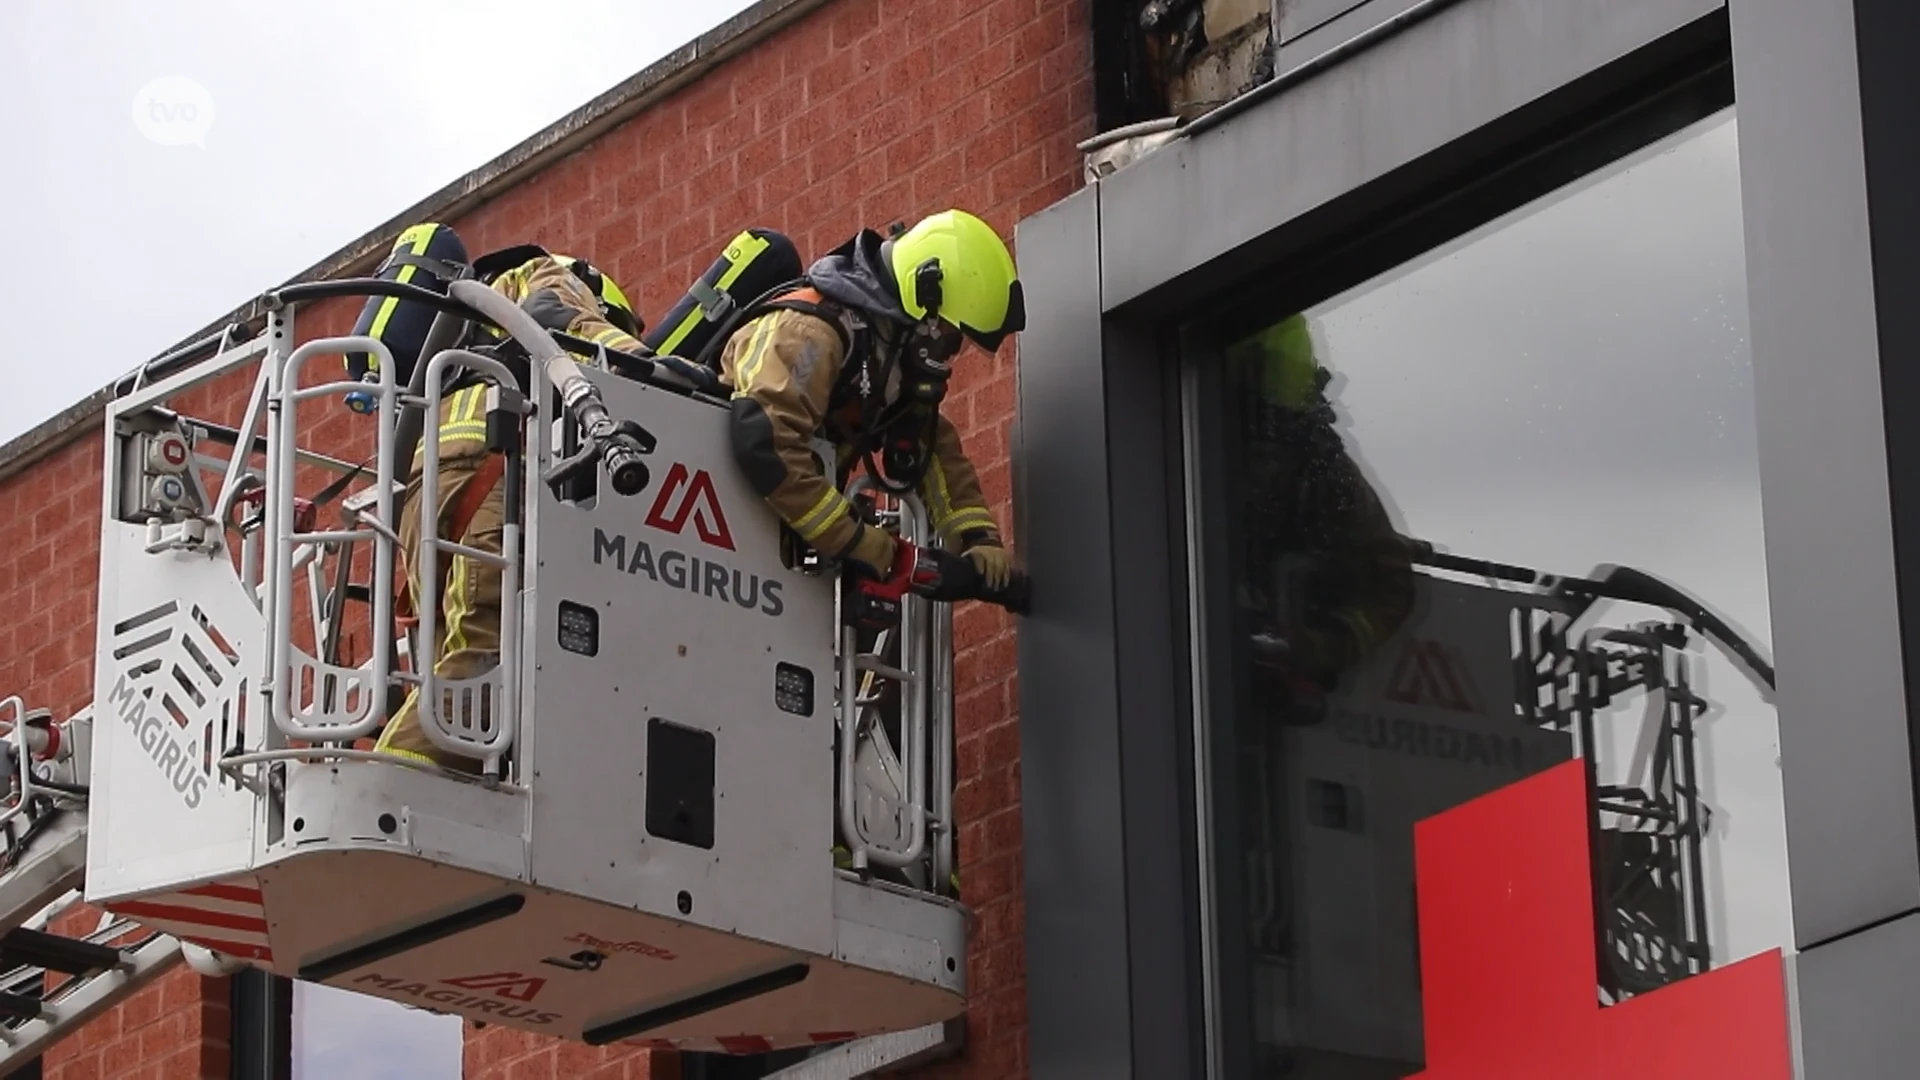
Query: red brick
[[101, 1035, 145, 1077], [52, 1053, 104, 1080], [985, 0, 1041, 42], [967, 855, 1019, 908], [157, 1044, 200, 1080], [755, 78, 809, 137], [680, 78, 735, 137], [803, 49, 859, 106], [829, 0, 882, 51], [958, 34, 1020, 96], [984, 804, 1023, 854], [507, 1047, 560, 1080], [783, 100, 838, 161], [1012, 2, 1072, 64], [118, 983, 163, 1029], [982, 719, 1022, 771], [956, 732, 987, 784], [933, 9, 990, 63]]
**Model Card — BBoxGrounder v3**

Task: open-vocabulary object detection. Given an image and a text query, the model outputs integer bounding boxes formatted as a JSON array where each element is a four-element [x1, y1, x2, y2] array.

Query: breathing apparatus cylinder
[[644, 228, 803, 363], [345, 223, 471, 412]]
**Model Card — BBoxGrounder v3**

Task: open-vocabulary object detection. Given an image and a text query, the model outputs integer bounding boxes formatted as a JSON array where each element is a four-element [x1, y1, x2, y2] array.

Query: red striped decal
[[183, 882, 264, 905], [115, 900, 269, 935], [809, 1032, 857, 1044], [716, 1036, 774, 1055]]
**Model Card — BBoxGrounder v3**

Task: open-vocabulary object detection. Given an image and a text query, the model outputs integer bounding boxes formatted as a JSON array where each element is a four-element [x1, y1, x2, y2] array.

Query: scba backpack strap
[[691, 280, 857, 372]]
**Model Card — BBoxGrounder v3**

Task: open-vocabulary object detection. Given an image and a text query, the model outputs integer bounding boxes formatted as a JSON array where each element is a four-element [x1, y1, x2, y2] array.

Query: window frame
[[1015, 4, 1799, 1077], [1170, 80, 1742, 1077]]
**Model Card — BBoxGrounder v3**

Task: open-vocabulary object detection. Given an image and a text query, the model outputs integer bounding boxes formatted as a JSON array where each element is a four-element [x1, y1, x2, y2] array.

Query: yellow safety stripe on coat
[[590, 326, 630, 347], [371, 689, 423, 756], [924, 457, 994, 539], [416, 386, 490, 455], [442, 553, 473, 654], [925, 456, 956, 531], [731, 318, 781, 397], [794, 489, 851, 543], [939, 507, 996, 537]]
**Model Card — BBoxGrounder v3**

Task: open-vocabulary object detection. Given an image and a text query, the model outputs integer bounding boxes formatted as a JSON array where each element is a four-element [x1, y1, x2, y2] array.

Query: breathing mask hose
[[447, 280, 654, 496]]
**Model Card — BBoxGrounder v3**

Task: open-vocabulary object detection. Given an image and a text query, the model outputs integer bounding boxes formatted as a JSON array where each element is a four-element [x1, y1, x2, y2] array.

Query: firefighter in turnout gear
[[374, 250, 643, 771], [710, 210, 1025, 596], [1224, 313, 1417, 716]]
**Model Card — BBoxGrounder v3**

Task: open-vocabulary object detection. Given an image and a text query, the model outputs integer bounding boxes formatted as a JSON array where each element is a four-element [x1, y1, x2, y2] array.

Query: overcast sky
[[1, 2, 756, 1073], [0, 0, 757, 448]]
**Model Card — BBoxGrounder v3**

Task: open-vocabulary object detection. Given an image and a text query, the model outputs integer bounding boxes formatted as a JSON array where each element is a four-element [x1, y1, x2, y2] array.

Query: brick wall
[[42, 959, 232, 1080], [2, 0, 1093, 1075]]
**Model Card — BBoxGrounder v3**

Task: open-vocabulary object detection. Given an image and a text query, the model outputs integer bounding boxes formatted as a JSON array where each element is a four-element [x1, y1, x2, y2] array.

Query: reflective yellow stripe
[[352, 224, 440, 375], [416, 387, 489, 454], [732, 317, 780, 396], [372, 689, 425, 757], [590, 326, 629, 346], [937, 508, 995, 536], [658, 230, 773, 356], [925, 455, 956, 527], [794, 489, 850, 543], [444, 554, 472, 654]]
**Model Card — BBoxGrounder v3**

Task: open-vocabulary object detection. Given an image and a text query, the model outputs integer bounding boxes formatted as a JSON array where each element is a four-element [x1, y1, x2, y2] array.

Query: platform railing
[[265, 333, 398, 745], [835, 484, 955, 891], [408, 348, 531, 776]]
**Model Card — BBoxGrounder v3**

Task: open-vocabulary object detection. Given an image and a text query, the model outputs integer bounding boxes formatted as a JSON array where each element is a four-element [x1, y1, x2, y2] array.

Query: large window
[[1181, 107, 1787, 1077], [290, 981, 460, 1079]]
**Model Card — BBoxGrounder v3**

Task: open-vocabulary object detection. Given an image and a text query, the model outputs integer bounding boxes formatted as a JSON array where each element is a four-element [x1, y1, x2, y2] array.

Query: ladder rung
[[855, 656, 915, 683], [0, 930, 121, 976], [0, 992, 44, 1022]]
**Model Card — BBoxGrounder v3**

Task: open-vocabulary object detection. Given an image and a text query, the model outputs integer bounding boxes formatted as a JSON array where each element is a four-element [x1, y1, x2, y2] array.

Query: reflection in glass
[[1184, 109, 1785, 1078]]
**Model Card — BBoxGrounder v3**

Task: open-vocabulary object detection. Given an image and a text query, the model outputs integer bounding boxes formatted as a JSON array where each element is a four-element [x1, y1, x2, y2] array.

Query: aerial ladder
[[0, 270, 1028, 1070]]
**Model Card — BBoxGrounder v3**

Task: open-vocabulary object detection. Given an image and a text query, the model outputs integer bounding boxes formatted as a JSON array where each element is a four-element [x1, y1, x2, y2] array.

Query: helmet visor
[[959, 278, 1025, 354]]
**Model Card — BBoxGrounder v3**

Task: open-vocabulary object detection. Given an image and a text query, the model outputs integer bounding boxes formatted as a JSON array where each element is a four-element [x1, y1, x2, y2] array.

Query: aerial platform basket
[[82, 276, 1003, 1052]]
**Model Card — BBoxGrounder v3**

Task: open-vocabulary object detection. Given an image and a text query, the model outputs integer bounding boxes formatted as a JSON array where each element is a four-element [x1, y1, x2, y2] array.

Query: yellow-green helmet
[[888, 210, 1026, 353], [558, 255, 641, 338], [1226, 313, 1320, 409]]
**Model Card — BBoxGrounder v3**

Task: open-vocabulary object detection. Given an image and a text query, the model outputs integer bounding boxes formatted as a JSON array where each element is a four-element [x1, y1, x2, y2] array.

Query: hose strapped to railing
[[444, 280, 657, 497]]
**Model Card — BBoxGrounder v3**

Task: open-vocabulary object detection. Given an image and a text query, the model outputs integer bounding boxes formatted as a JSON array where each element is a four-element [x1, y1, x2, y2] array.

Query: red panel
[[1409, 759, 1793, 1080]]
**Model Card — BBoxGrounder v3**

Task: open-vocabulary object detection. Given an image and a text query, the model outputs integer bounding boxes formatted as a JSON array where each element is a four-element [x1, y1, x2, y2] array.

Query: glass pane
[[292, 981, 462, 1079], [1182, 107, 1786, 1078]]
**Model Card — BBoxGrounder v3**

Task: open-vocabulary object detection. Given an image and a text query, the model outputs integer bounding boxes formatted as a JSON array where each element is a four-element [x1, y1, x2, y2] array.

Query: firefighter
[[711, 209, 1024, 596], [373, 251, 643, 771], [1223, 312, 1417, 715]]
